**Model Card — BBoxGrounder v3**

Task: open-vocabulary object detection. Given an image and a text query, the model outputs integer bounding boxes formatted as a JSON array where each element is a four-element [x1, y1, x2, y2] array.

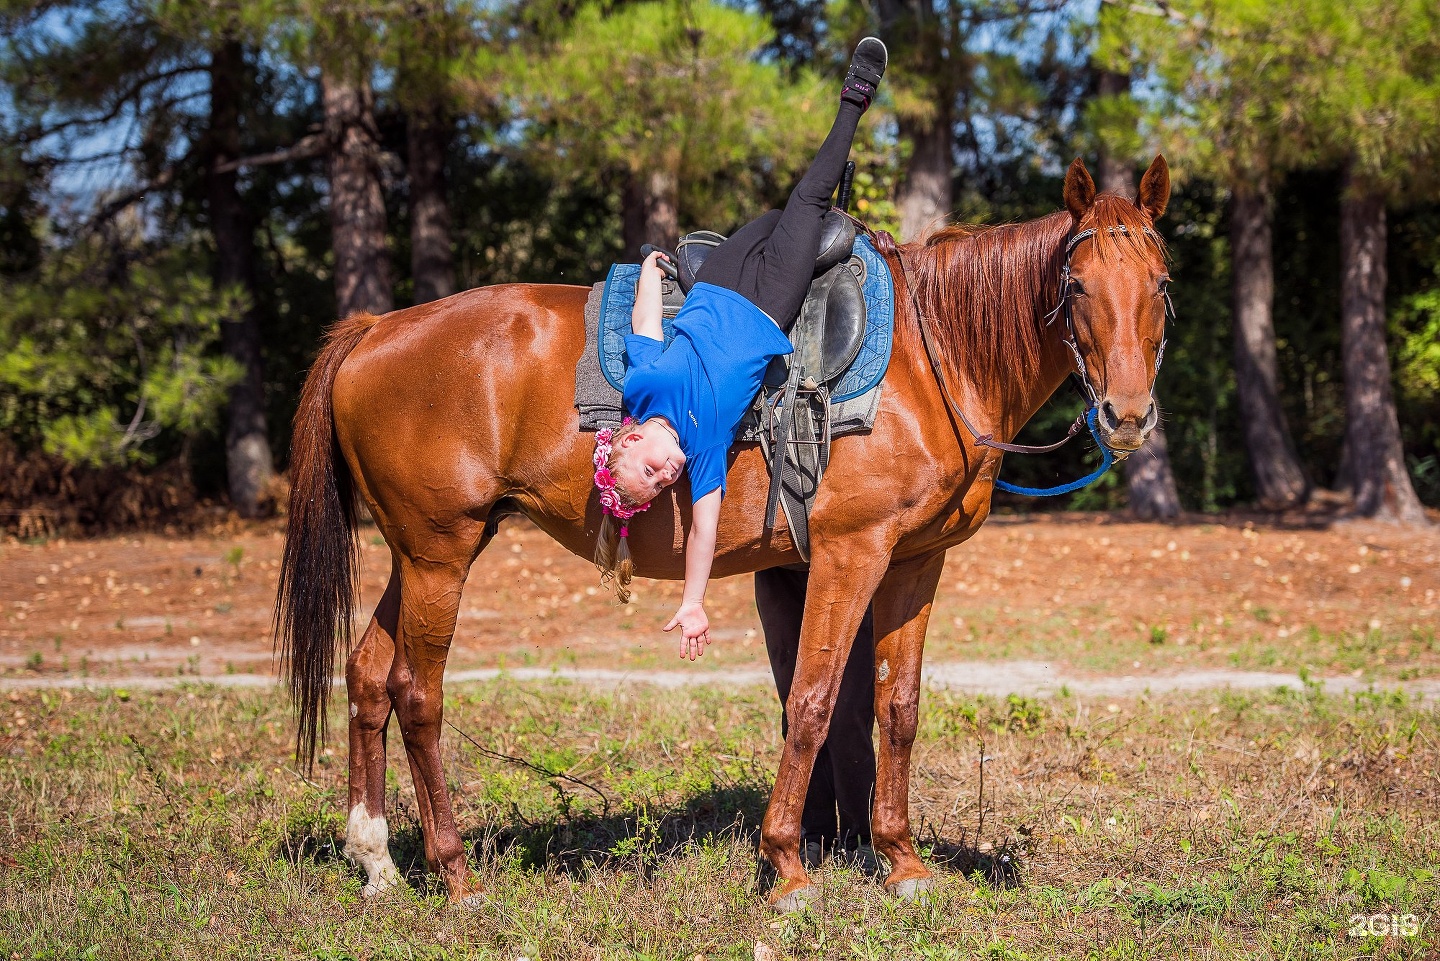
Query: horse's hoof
[[361, 867, 401, 898], [886, 876, 935, 903], [771, 883, 820, 914], [455, 890, 487, 911]]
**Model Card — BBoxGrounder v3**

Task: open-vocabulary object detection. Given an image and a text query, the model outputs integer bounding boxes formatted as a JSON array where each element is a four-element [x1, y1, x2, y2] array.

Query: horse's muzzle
[[1096, 397, 1158, 452]]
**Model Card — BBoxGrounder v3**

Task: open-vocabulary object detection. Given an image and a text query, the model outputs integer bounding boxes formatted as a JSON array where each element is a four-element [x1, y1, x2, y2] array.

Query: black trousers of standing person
[[694, 99, 863, 332], [754, 565, 877, 850]]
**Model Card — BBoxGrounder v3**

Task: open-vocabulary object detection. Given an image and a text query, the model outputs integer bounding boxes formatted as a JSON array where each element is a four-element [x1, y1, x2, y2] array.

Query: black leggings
[[694, 100, 863, 330]]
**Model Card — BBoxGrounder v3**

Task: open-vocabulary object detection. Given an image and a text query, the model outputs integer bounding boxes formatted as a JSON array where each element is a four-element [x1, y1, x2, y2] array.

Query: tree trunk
[[323, 65, 393, 318], [206, 40, 276, 518], [1125, 417, 1182, 519], [407, 99, 455, 304], [1230, 176, 1309, 508], [1338, 170, 1428, 524], [621, 168, 678, 260], [1094, 69, 1133, 199], [897, 105, 952, 242]]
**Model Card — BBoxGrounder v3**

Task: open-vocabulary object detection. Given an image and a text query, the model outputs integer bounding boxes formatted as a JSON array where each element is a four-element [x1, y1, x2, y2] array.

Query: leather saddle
[[673, 210, 867, 385]]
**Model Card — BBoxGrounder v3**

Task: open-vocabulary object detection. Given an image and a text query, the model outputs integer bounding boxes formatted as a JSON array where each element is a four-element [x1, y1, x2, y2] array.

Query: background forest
[[0, 0, 1436, 532]]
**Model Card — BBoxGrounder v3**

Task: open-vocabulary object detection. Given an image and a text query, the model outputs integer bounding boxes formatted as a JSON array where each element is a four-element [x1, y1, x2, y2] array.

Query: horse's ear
[[1137, 154, 1170, 222], [1064, 158, 1096, 223]]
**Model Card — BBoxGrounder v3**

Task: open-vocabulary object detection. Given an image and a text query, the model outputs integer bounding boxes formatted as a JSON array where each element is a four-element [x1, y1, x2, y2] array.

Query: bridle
[[1046, 224, 1174, 412], [867, 218, 1172, 463]]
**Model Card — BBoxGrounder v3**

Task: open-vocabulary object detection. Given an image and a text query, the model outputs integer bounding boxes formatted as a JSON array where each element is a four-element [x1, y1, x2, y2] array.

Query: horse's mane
[[902, 194, 1166, 395]]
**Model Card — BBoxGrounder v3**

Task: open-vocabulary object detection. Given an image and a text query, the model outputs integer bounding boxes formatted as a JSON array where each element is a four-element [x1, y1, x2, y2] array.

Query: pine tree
[[474, 1, 832, 257], [1099, 0, 1310, 511], [1297, 1, 1438, 524]]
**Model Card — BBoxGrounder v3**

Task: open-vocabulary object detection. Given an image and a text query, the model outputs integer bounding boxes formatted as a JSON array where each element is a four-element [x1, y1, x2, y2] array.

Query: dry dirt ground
[[1, 511, 1436, 690]]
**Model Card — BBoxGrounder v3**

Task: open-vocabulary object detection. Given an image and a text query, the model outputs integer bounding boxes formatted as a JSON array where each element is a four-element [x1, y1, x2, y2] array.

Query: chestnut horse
[[276, 156, 1172, 909]]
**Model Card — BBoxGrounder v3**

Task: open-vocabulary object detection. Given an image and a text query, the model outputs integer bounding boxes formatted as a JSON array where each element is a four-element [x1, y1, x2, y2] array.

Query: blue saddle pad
[[596, 234, 895, 404]]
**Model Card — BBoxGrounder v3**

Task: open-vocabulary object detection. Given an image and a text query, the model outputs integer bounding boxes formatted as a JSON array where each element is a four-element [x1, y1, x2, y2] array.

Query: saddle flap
[[813, 211, 857, 276], [774, 260, 867, 386]]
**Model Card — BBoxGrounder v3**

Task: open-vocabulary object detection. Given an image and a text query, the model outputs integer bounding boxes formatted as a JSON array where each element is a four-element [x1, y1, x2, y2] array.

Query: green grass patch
[[0, 682, 1436, 958]]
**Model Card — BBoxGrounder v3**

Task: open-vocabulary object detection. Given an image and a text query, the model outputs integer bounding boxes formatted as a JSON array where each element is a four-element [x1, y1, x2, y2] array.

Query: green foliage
[[477, 0, 832, 230], [1105, 0, 1440, 193], [0, 241, 241, 466], [0, 0, 1436, 514]]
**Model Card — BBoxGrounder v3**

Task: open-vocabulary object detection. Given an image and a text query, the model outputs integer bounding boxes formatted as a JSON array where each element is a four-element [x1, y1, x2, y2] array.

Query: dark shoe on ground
[[842, 37, 888, 110], [835, 842, 884, 878]]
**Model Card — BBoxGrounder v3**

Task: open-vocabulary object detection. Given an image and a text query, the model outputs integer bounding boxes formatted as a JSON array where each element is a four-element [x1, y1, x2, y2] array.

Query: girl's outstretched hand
[[664, 601, 711, 660]]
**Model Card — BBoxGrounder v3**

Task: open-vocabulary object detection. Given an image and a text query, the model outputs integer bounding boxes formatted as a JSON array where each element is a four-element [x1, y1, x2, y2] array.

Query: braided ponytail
[[591, 421, 649, 604]]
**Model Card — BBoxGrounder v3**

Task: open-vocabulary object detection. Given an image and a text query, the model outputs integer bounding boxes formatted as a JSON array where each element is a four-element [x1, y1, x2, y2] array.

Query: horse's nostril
[[1100, 401, 1119, 431], [1143, 403, 1158, 430]]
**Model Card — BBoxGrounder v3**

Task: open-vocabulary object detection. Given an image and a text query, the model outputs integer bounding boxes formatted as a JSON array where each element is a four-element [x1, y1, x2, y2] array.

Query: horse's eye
[[1070, 279, 1086, 296], [1157, 277, 1171, 294]]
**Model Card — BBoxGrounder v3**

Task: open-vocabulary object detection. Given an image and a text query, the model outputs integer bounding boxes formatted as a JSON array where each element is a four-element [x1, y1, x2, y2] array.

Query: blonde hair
[[593, 445, 644, 603], [594, 511, 636, 603]]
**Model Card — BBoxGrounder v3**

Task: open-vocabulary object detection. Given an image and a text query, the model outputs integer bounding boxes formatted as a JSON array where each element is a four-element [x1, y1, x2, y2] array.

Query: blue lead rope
[[993, 407, 1115, 497]]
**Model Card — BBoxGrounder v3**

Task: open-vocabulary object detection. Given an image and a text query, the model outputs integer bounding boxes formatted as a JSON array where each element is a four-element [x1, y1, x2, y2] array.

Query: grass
[[0, 679, 1437, 959]]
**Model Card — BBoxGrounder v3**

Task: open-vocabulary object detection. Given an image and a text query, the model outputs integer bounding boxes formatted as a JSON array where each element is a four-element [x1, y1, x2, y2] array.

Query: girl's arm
[[631, 250, 670, 342], [664, 487, 721, 660]]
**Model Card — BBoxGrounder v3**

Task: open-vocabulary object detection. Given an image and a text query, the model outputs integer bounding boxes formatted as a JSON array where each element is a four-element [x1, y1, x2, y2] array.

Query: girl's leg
[[694, 39, 886, 329], [746, 99, 865, 328], [692, 209, 782, 294]]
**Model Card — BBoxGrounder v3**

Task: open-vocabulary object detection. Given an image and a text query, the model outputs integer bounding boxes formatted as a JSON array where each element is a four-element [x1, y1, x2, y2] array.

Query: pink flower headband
[[594, 419, 650, 535]]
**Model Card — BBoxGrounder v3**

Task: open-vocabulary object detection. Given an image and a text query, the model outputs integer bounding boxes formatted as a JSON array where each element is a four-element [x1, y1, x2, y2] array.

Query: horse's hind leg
[[345, 568, 403, 896], [387, 542, 482, 902], [869, 553, 946, 900]]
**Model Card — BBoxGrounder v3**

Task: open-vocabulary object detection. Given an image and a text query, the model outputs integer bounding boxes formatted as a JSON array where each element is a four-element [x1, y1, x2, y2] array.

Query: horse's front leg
[[758, 548, 888, 912], [870, 552, 946, 899]]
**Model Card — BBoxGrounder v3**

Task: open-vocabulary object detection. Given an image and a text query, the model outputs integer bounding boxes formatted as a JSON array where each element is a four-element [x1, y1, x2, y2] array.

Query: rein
[[861, 217, 1170, 497]]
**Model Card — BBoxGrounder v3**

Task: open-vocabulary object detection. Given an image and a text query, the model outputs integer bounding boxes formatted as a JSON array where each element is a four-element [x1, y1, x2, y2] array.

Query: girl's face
[[613, 420, 685, 504]]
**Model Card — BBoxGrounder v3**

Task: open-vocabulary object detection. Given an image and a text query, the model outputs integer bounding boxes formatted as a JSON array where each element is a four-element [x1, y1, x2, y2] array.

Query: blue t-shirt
[[623, 283, 794, 501]]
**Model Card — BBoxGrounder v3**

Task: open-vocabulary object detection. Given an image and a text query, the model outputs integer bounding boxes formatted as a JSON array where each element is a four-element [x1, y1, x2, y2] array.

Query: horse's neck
[[1005, 317, 1078, 443]]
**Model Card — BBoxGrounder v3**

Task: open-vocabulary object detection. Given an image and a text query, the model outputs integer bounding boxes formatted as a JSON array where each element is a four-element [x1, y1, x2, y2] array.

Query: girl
[[593, 37, 887, 660]]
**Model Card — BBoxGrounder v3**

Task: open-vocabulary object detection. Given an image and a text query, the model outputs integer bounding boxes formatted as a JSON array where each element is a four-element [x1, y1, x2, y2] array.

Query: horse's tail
[[274, 312, 378, 770]]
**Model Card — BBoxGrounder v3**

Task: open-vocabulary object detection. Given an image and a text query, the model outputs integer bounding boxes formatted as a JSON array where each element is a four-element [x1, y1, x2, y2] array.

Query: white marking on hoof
[[346, 804, 402, 896], [886, 876, 935, 903], [771, 884, 820, 914]]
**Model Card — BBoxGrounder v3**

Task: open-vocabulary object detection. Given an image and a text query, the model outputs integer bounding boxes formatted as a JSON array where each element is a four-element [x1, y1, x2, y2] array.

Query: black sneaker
[[842, 37, 888, 110]]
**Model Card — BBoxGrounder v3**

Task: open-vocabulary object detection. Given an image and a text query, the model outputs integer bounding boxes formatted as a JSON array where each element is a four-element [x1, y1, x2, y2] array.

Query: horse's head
[[1060, 155, 1171, 453]]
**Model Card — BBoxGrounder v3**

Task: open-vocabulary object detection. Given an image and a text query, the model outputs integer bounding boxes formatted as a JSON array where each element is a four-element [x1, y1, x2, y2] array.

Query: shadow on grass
[[472, 781, 769, 878], [278, 783, 1029, 895], [926, 837, 1026, 889]]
